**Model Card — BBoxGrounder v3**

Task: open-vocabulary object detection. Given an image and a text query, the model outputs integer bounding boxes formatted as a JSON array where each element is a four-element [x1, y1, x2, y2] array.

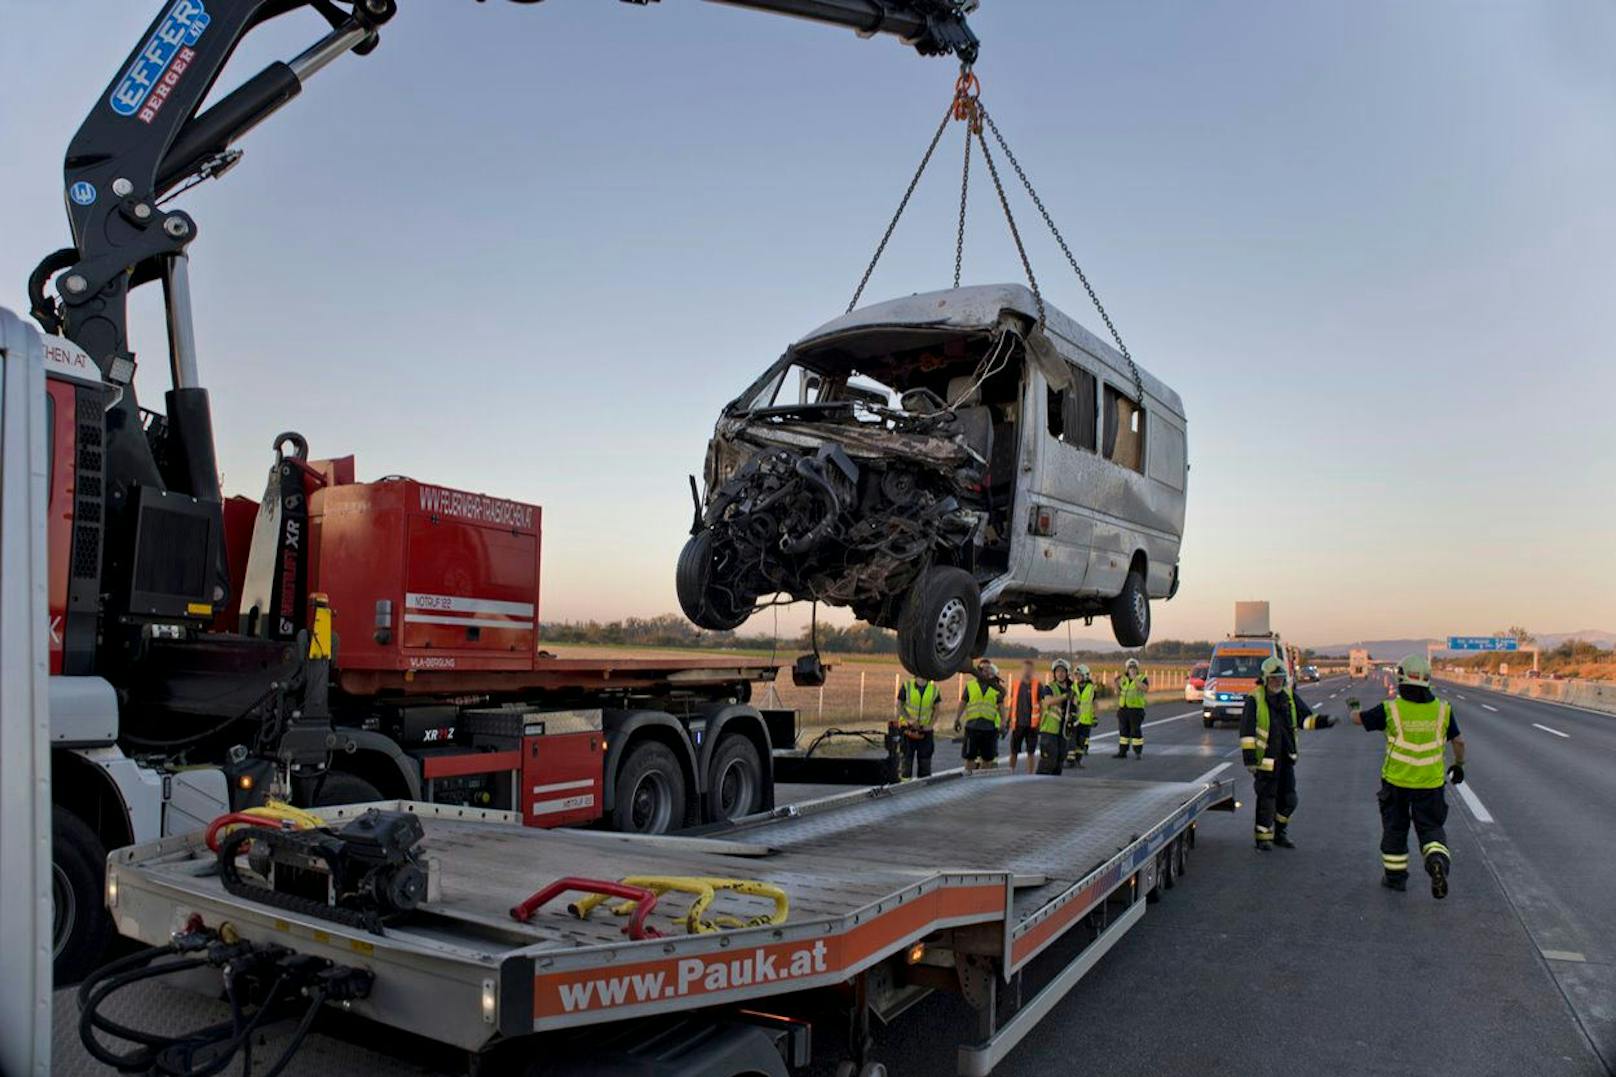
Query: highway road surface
[[52, 677, 1614, 1075]]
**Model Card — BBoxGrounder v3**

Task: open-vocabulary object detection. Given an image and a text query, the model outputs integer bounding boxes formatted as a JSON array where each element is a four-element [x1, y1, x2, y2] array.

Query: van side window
[[1045, 364, 1098, 452], [1103, 385, 1145, 473]]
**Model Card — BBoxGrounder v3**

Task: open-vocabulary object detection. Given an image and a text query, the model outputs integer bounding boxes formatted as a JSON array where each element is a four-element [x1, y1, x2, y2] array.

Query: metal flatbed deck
[[105, 770, 1234, 1073]]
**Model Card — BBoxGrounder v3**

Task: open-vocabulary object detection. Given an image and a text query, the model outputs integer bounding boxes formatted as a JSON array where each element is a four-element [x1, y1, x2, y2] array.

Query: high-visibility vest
[[901, 680, 940, 728], [1381, 698, 1451, 789], [961, 680, 1003, 729], [1118, 674, 1147, 709], [1009, 677, 1042, 726], [1040, 683, 1070, 734], [1075, 682, 1097, 725], [1240, 688, 1298, 772]]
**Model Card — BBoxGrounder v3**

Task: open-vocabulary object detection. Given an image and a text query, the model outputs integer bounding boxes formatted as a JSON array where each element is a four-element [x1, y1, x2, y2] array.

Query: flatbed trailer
[[99, 769, 1236, 1076]]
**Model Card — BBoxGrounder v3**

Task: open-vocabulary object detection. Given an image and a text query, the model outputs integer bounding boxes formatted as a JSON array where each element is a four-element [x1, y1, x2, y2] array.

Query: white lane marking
[[1456, 781, 1494, 824], [1542, 950, 1587, 963], [1191, 762, 1231, 785], [1457, 693, 1467, 700], [1481, 703, 1499, 712], [1090, 709, 1198, 740], [1532, 723, 1569, 739]]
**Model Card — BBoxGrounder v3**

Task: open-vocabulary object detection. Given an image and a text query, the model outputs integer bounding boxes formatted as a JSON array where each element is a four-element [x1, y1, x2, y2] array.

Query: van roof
[[793, 284, 1184, 418]]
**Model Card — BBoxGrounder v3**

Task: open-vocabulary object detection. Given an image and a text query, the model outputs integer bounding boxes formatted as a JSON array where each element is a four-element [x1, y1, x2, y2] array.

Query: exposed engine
[[680, 432, 981, 631]]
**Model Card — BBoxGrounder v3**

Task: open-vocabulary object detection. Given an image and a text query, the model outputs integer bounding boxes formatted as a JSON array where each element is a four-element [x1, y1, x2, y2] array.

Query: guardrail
[[1438, 671, 1616, 717]]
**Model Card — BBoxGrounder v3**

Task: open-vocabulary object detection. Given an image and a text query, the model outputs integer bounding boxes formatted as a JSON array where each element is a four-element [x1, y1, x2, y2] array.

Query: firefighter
[[895, 674, 941, 780], [1241, 656, 1335, 850], [1348, 654, 1466, 897], [1008, 659, 1050, 775], [1113, 658, 1149, 758], [1037, 659, 1075, 775], [1066, 664, 1098, 767], [954, 659, 1006, 773]]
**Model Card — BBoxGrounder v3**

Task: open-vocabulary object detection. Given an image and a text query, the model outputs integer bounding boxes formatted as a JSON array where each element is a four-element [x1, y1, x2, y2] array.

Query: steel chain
[[954, 121, 972, 289], [979, 104, 1145, 408], [973, 124, 1045, 328], [847, 103, 956, 313]]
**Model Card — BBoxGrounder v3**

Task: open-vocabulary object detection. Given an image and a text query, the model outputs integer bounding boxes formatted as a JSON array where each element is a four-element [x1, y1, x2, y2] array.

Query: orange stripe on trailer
[[531, 881, 1005, 1020]]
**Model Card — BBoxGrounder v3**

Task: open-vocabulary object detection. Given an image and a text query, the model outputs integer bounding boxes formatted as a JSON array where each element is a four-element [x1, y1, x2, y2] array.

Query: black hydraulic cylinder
[[163, 388, 223, 505], [158, 63, 302, 194], [703, 0, 926, 40]]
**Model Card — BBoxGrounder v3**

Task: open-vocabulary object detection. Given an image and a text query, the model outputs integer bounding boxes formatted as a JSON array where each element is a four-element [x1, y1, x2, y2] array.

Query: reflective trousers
[[1115, 707, 1146, 754], [1378, 780, 1449, 879], [1252, 754, 1298, 844]]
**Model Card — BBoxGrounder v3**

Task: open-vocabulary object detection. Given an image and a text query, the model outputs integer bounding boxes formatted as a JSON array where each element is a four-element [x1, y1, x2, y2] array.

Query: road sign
[[1447, 636, 1519, 651]]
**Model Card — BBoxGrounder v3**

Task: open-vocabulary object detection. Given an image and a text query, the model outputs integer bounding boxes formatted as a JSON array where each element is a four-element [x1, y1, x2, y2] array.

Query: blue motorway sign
[[1447, 636, 1520, 651]]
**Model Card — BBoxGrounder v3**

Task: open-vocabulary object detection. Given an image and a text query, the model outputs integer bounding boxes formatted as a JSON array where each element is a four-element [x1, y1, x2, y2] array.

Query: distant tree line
[[540, 614, 1217, 664]]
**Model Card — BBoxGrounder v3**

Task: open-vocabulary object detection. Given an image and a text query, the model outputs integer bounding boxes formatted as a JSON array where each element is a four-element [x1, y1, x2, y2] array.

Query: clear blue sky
[[3, 1, 1612, 647]]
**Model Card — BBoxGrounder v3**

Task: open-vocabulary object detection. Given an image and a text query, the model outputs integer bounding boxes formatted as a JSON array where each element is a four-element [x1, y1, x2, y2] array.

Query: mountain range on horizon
[[1000, 629, 1616, 657]]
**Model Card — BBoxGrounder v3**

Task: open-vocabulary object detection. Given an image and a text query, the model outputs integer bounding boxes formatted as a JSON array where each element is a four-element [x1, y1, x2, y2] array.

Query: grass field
[[542, 642, 1193, 733]]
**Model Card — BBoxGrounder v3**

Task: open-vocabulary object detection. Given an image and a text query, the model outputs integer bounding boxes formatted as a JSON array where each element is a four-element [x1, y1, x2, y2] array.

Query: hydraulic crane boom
[[26, 0, 977, 678]]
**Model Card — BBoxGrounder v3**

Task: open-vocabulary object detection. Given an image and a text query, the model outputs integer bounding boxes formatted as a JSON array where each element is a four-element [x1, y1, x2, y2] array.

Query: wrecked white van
[[678, 284, 1188, 679]]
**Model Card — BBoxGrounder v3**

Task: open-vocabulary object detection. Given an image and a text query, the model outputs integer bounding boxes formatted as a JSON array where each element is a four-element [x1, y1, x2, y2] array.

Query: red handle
[[205, 812, 286, 853], [509, 876, 662, 939]]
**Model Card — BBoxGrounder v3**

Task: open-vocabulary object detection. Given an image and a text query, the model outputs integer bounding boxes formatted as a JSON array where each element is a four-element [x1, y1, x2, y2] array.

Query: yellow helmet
[[1260, 656, 1287, 680]]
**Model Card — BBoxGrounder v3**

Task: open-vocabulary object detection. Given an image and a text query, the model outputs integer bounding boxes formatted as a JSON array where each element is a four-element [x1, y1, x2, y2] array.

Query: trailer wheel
[[897, 566, 981, 680], [613, 741, 687, 835], [52, 807, 114, 985], [677, 529, 752, 632], [1109, 567, 1150, 648], [707, 735, 764, 822]]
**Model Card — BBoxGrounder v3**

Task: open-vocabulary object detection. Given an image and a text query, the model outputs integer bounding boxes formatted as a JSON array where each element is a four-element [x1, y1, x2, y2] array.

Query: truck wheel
[[613, 742, 687, 835], [53, 807, 114, 985], [707, 735, 764, 822], [677, 530, 752, 632], [310, 772, 384, 807], [1109, 567, 1150, 648], [898, 566, 982, 680], [969, 617, 991, 661]]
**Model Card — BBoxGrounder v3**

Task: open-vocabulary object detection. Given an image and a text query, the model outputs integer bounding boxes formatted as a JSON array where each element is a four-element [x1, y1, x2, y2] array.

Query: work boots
[[1273, 827, 1296, 849], [1426, 854, 1450, 900], [1381, 874, 1407, 892]]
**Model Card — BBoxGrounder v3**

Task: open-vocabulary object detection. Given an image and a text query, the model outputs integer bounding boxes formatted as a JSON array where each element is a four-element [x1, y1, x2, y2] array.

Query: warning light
[[238, 774, 255, 792], [906, 942, 926, 965]]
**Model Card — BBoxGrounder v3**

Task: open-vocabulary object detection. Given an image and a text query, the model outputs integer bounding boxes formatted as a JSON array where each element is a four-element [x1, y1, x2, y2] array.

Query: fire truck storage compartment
[[309, 478, 542, 672], [419, 707, 604, 827]]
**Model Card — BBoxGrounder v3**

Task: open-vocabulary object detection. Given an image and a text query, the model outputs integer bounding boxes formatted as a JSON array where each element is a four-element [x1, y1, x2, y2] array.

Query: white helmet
[[1076, 664, 1091, 678], [1051, 658, 1072, 675], [1124, 658, 1140, 672]]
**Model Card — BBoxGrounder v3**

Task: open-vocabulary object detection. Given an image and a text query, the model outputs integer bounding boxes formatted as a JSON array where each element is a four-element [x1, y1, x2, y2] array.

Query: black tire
[[706, 735, 765, 823], [897, 566, 982, 680], [1203, 716, 1214, 729], [1110, 566, 1151, 648], [969, 617, 991, 661], [53, 807, 115, 985], [612, 741, 687, 835], [677, 530, 751, 631], [309, 772, 385, 807]]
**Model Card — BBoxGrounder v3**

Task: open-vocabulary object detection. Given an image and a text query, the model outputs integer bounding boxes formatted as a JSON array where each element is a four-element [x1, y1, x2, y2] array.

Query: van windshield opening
[[1211, 653, 1269, 679]]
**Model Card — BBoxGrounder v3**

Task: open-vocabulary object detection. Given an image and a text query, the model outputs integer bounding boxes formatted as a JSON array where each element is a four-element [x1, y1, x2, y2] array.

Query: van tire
[[898, 567, 982, 680], [1110, 568, 1150, 648], [969, 617, 991, 660], [53, 807, 114, 985], [677, 530, 752, 632]]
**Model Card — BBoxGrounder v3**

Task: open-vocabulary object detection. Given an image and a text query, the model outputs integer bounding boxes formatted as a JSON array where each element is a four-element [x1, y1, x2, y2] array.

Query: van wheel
[[969, 617, 991, 660], [898, 567, 982, 680], [676, 529, 752, 631], [613, 741, 687, 834], [707, 735, 764, 822], [1110, 567, 1150, 648], [53, 807, 114, 985]]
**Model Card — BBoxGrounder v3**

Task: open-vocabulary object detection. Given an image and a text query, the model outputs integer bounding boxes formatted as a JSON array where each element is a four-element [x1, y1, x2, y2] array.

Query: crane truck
[[8, 0, 980, 990]]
